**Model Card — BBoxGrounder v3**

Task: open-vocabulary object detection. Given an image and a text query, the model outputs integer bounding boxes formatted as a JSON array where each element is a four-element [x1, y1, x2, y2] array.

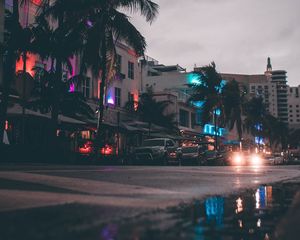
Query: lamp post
[[213, 108, 221, 151]]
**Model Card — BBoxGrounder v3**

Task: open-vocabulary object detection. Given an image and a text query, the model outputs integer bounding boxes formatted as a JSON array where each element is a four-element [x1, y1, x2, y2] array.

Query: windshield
[[182, 147, 198, 153], [142, 140, 165, 147]]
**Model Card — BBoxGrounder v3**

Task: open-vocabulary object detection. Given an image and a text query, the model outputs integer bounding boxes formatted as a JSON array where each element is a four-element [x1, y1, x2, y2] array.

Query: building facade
[[0, 0, 4, 86], [141, 57, 203, 138], [288, 86, 300, 129], [221, 58, 289, 124]]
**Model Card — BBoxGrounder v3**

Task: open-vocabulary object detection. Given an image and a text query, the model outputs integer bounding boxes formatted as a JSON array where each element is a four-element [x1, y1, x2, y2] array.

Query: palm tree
[[222, 80, 246, 141], [28, 67, 94, 119], [39, 0, 159, 148], [189, 62, 224, 149], [243, 97, 266, 138], [32, 3, 87, 140], [264, 114, 288, 150], [78, 0, 159, 144], [0, 0, 37, 144], [136, 89, 178, 136]]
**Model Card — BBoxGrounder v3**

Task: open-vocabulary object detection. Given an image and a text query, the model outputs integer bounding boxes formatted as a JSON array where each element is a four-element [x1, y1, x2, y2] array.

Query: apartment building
[[221, 58, 289, 124], [81, 41, 141, 126], [0, 0, 4, 85], [141, 57, 203, 138], [288, 86, 300, 129]]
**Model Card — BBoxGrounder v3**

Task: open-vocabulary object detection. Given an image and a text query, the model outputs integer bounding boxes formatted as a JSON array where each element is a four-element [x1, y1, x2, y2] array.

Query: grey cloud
[[131, 0, 300, 86]]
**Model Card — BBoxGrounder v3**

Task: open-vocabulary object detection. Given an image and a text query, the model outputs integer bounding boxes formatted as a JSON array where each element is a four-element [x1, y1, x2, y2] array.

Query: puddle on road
[[100, 182, 300, 240]]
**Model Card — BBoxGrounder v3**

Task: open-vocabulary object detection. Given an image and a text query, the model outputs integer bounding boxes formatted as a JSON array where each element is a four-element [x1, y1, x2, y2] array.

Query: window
[[191, 113, 196, 129], [128, 61, 134, 79], [196, 110, 202, 124], [82, 77, 91, 98], [115, 87, 121, 107], [166, 140, 175, 147], [179, 109, 189, 127], [296, 105, 299, 108], [128, 92, 134, 102], [116, 54, 122, 73]]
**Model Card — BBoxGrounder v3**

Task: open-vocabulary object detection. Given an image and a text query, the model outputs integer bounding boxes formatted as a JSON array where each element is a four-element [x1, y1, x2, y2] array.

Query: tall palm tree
[[32, 3, 87, 140], [80, 0, 158, 144], [243, 97, 266, 138], [39, 0, 159, 147], [0, 0, 35, 143], [189, 62, 224, 126], [222, 80, 246, 141], [264, 114, 288, 150], [28, 67, 94, 119], [189, 62, 224, 149]]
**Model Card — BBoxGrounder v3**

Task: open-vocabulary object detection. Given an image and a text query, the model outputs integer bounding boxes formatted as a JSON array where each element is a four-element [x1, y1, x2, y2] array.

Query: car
[[227, 151, 265, 166], [178, 145, 206, 165], [133, 138, 180, 165]]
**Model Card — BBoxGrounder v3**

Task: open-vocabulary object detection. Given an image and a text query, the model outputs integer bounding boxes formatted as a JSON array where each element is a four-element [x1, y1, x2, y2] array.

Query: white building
[[141, 57, 202, 138]]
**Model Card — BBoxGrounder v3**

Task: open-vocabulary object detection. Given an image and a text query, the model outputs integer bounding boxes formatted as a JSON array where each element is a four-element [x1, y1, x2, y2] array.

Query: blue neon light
[[214, 108, 221, 116], [203, 124, 226, 136], [191, 101, 205, 108]]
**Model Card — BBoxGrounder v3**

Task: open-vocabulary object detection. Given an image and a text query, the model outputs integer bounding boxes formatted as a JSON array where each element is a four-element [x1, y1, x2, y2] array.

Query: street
[[0, 165, 300, 239]]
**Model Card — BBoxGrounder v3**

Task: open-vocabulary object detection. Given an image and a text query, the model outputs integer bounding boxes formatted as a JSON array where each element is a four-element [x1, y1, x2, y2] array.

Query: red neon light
[[78, 141, 93, 154], [5, 121, 9, 130], [32, 0, 42, 5], [100, 145, 114, 155]]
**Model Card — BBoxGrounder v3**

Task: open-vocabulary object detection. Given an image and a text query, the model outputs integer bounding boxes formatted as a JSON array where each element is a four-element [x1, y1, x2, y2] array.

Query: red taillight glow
[[169, 152, 176, 158]]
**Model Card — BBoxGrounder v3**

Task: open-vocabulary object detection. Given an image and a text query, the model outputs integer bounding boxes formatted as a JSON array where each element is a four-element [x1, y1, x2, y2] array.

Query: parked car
[[178, 145, 206, 165], [133, 138, 180, 165]]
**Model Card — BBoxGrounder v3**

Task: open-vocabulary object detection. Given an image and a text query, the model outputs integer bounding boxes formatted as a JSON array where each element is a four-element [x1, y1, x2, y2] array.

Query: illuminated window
[[128, 61, 134, 79], [82, 77, 90, 98], [115, 87, 121, 107]]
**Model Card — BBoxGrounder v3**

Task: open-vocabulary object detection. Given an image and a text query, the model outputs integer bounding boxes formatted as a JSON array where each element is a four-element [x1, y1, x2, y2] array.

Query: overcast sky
[[131, 0, 300, 86]]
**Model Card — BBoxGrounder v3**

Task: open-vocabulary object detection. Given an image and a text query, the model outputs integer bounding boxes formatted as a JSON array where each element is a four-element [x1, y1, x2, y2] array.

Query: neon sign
[[204, 124, 226, 136]]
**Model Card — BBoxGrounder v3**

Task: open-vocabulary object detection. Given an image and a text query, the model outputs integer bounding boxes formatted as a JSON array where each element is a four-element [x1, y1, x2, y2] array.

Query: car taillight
[[169, 152, 176, 157]]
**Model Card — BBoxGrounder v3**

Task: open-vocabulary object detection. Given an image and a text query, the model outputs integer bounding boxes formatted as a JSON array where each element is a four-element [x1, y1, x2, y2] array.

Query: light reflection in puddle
[[100, 183, 299, 240]]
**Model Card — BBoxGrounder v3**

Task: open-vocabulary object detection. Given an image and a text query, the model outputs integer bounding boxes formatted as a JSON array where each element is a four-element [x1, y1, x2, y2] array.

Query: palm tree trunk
[[0, 0, 19, 144], [96, 29, 107, 148], [50, 14, 64, 143], [22, 51, 27, 144], [148, 122, 151, 137]]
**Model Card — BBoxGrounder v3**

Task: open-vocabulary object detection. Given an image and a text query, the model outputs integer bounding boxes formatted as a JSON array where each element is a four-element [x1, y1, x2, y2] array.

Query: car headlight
[[251, 154, 261, 165], [233, 154, 243, 165]]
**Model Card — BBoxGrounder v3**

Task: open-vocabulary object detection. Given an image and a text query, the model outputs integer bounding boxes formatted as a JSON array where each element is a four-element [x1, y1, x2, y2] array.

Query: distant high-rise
[[0, 0, 4, 86]]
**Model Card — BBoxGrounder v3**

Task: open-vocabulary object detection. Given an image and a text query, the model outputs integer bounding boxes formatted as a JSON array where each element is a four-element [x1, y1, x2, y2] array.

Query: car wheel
[[161, 154, 168, 166]]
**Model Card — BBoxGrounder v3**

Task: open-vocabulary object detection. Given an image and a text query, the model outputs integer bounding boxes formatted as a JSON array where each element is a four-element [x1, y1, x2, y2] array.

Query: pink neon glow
[[107, 98, 114, 105], [69, 83, 75, 92], [68, 56, 77, 78]]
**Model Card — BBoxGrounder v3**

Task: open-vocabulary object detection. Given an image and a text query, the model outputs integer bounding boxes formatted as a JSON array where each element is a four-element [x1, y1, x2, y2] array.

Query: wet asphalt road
[[0, 165, 300, 239]]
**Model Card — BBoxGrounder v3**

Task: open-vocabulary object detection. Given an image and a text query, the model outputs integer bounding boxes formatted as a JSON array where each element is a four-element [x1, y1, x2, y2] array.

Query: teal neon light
[[187, 73, 202, 85], [204, 124, 226, 136]]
